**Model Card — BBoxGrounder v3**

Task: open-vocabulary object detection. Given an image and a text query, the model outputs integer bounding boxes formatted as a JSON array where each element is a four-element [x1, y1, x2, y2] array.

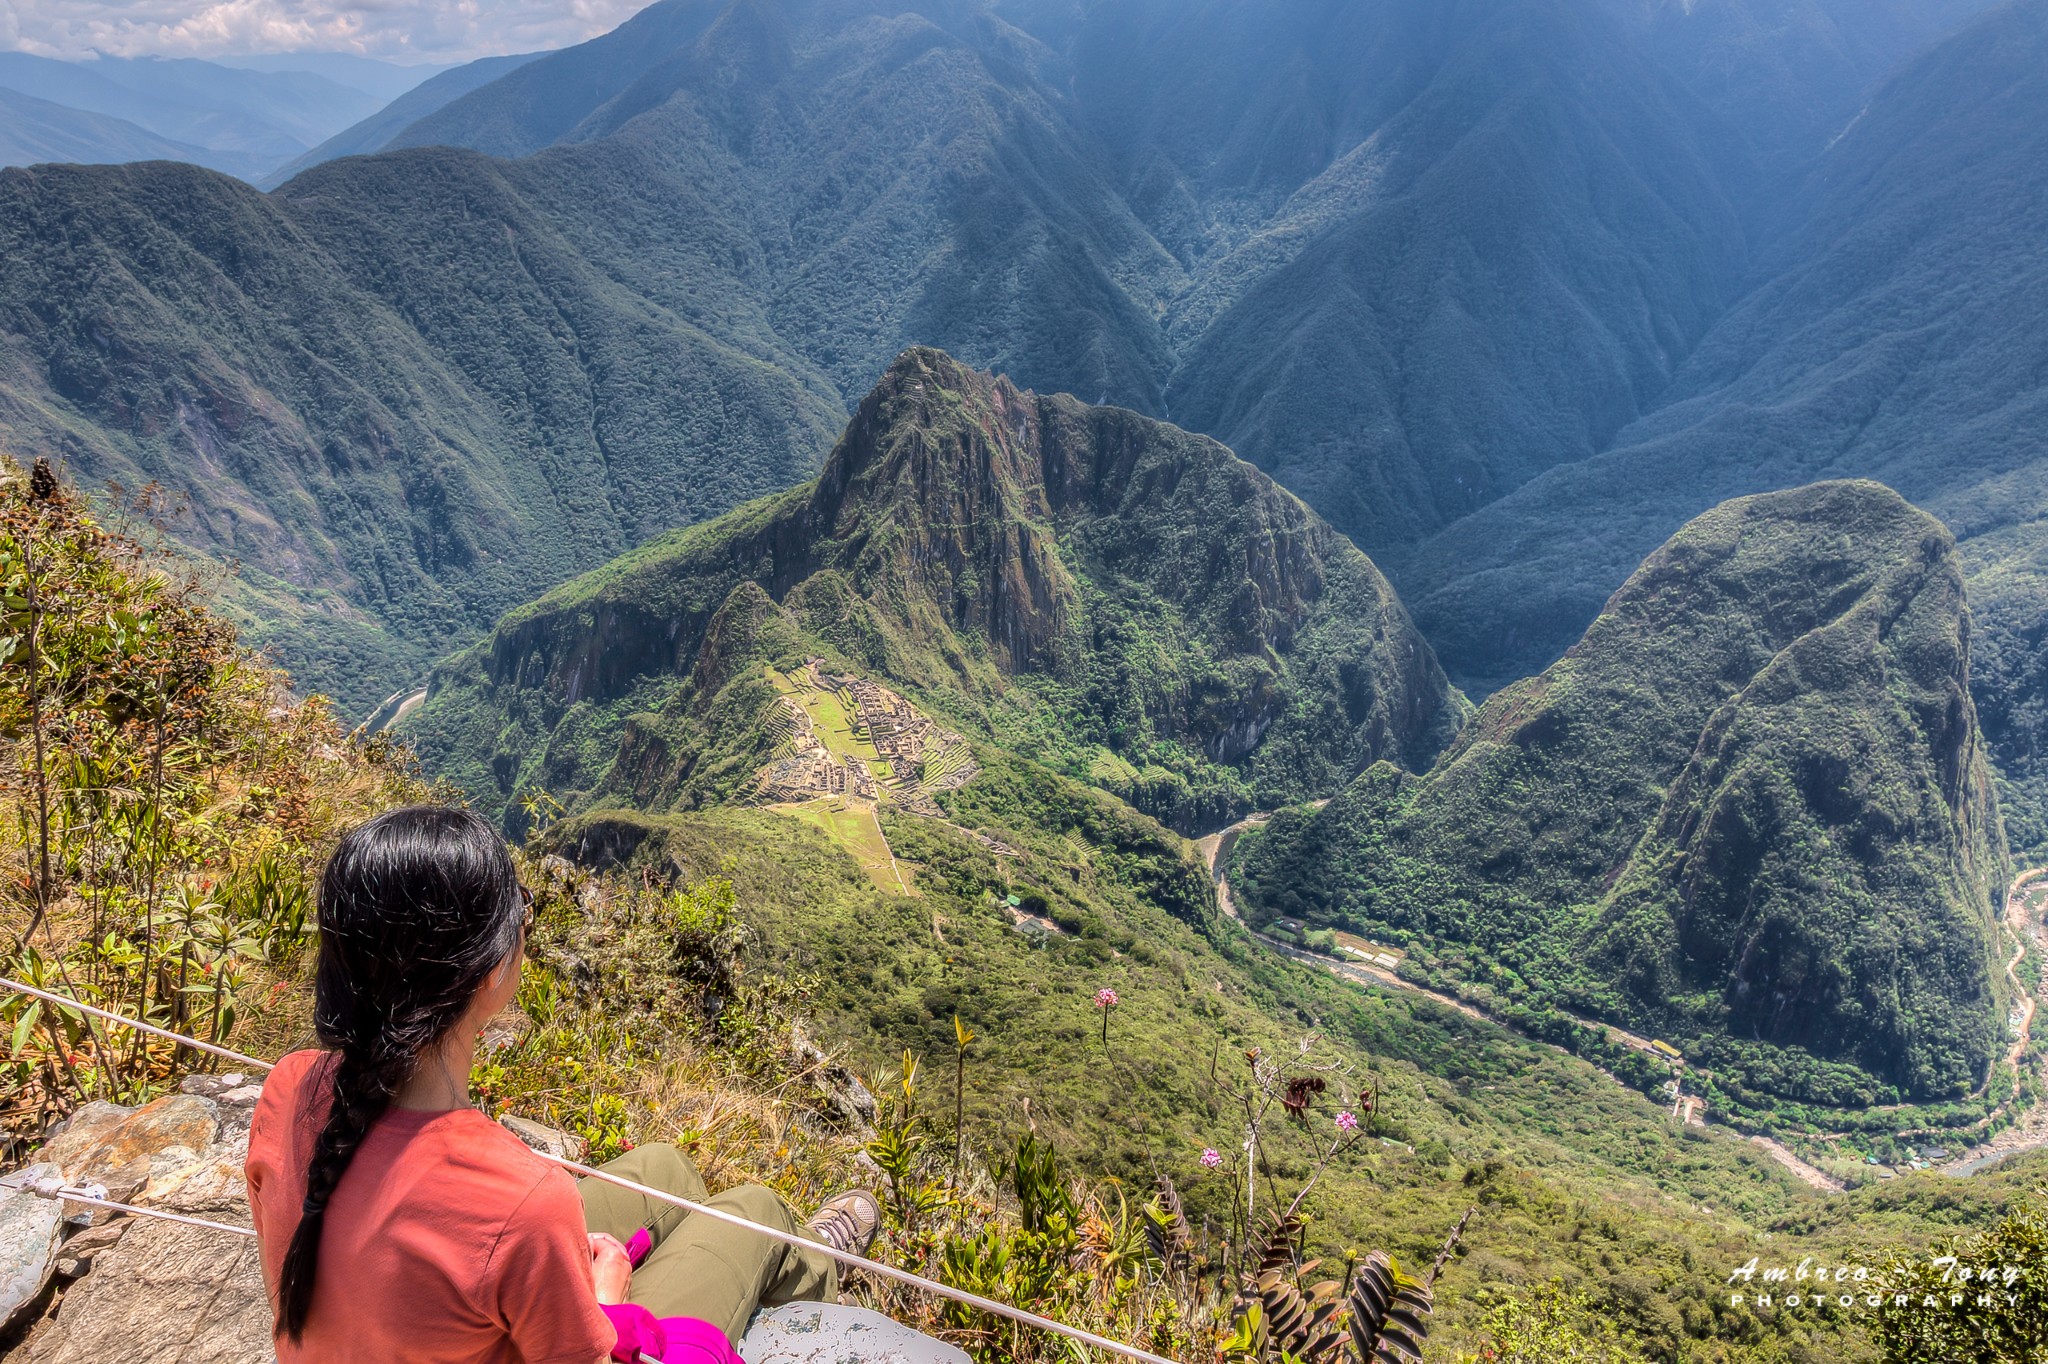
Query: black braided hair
[[275, 805, 525, 1341]]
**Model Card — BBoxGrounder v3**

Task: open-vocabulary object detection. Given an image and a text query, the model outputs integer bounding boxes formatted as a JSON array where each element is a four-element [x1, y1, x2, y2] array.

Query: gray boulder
[[22, 1124, 268, 1364], [0, 1163, 65, 1331], [25, 1215, 271, 1364]]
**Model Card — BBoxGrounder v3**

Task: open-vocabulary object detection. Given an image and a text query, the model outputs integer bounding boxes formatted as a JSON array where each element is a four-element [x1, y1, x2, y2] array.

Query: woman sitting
[[246, 805, 879, 1363]]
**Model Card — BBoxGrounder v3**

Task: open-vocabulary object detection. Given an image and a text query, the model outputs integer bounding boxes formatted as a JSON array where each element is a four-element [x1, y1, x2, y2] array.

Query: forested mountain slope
[[2, 0, 2034, 782], [1234, 482, 2009, 1104], [1394, 0, 2048, 848], [0, 0, 1181, 710], [0, 155, 844, 710], [411, 350, 1464, 833], [385, 0, 1759, 551]]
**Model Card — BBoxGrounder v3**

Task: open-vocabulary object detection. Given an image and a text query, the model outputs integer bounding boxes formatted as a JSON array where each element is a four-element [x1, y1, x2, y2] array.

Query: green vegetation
[[774, 799, 908, 895], [1874, 1182, 2046, 1364], [409, 349, 1463, 836], [1233, 484, 2010, 1107], [0, 457, 428, 1138], [9, 455, 2044, 1364], [535, 779, 2048, 1364]]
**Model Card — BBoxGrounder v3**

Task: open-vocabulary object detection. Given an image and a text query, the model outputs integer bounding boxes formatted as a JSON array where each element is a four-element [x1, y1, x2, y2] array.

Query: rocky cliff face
[[1232, 481, 2009, 1100], [414, 348, 1465, 832]]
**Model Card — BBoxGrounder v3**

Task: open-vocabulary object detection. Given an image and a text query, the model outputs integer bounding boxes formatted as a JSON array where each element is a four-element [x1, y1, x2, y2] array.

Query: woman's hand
[[588, 1232, 633, 1305]]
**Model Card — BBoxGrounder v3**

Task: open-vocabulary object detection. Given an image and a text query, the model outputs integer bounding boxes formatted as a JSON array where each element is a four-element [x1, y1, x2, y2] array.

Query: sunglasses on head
[[518, 884, 535, 933]]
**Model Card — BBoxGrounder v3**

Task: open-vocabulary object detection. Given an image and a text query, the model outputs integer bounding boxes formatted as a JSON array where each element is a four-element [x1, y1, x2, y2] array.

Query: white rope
[[0, 977, 276, 1071], [0, 981, 1180, 1364], [23, 1178, 260, 1238], [552, 1155, 1179, 1364]]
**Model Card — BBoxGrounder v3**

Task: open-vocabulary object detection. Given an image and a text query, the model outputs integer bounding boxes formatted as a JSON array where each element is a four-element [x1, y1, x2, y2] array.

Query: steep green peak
[[798, 346, 1076, 671], [815, 346, 1068, 524], [1416, 478, 1979, 908], [1233, 478, 2006, 1103], [1579, 479, 1957, 670], [414, 349, 1465, 833]]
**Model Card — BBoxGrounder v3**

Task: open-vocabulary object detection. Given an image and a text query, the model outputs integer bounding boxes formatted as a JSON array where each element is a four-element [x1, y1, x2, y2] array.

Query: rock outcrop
[[7, 1074, 266, 1363]]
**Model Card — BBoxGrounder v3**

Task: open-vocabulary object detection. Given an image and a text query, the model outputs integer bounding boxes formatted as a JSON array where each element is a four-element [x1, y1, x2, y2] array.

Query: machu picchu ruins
[[752, 661, 979, 816]]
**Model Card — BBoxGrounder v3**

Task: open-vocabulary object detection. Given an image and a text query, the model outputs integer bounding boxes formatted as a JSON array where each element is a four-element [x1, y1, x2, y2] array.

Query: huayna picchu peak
[[410, 348, 1467, 836]]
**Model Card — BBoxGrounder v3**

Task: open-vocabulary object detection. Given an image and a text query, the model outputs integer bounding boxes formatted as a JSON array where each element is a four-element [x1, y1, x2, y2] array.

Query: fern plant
[[1222, 1210, 1468, 1364]]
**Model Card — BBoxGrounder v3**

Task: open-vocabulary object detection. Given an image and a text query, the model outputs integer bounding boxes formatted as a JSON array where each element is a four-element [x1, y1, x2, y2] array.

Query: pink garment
[[658, 1316, 745, 1364], [599, 1306, 742, 1364]]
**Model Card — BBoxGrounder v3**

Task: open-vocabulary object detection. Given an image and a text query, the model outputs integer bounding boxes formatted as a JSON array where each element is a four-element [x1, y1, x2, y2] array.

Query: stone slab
[[739, 1303, 971, 1364], [24, 1215, 271, 1364]]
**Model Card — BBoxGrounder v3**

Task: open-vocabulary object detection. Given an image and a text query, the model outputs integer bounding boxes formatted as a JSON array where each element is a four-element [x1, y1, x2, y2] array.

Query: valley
[[5, 1, 2048, 1360], [1204, 807, 1854, 1193]]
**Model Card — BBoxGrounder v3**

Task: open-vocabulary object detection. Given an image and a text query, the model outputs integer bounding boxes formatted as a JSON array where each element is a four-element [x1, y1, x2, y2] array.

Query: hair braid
[[272, 805, 525, 1342], [275, 1051, 409, 1338]]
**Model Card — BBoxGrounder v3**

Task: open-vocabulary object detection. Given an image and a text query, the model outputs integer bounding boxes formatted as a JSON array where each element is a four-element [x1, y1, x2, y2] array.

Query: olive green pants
[[578, 1143, 837, 1342]]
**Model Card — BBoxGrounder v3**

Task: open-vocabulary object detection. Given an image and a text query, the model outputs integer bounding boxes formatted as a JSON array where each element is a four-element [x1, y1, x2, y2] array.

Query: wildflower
[[1336, 1111, 1359, 1133], [1200, 1148, 1222, 1169], [1094, 988, 1118, 1008]]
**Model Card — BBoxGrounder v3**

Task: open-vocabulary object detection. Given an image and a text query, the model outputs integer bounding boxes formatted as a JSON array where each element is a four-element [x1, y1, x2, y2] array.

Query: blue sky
[[0, 0, 644, 62]]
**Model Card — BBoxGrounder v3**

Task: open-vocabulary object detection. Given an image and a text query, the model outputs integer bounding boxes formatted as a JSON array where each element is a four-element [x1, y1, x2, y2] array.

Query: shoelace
[[805, 1197, 877, 1254]]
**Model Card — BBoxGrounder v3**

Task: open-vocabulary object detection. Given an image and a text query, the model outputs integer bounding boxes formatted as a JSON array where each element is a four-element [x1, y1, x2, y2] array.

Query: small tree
[[1877, 1184, 2046, 1364]]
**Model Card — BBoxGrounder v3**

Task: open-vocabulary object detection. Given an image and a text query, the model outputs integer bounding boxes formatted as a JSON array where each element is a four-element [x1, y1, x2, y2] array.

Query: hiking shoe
[[804, 1189, 880, 1257]]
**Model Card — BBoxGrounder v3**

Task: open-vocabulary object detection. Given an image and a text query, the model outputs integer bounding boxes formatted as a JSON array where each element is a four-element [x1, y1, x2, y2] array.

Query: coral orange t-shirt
[[247, 1049, 614, 1364]]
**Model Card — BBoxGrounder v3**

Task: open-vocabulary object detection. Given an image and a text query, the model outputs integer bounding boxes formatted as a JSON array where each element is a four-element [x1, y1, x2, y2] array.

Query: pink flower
[[1095, 988, 1118, 1008], [1336, 1111, 1359, 1133], [1200, 1148, 1223, 1169]]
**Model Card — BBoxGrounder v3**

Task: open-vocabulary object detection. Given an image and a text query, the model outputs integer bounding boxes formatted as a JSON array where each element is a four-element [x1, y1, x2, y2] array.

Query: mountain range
[[7, 0, 2040, 794], [2, 0, 2043, 1327], [415, 354, 2011, 1110], [0, 0, 2039, 1064], [1389, 0, 2048, 850]]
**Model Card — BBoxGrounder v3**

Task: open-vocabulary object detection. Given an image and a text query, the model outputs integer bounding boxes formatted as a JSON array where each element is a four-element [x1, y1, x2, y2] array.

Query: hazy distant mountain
[[0, 85, 229, 172], [264, 52, 546, 185], [1594, 0, 2002, 179], [0, 52, 389, 175], [208, 53, 451, 104]]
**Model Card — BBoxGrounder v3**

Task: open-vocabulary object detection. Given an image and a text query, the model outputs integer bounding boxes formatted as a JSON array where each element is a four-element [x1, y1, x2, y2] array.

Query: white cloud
[[0, 0, 647, 62]]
